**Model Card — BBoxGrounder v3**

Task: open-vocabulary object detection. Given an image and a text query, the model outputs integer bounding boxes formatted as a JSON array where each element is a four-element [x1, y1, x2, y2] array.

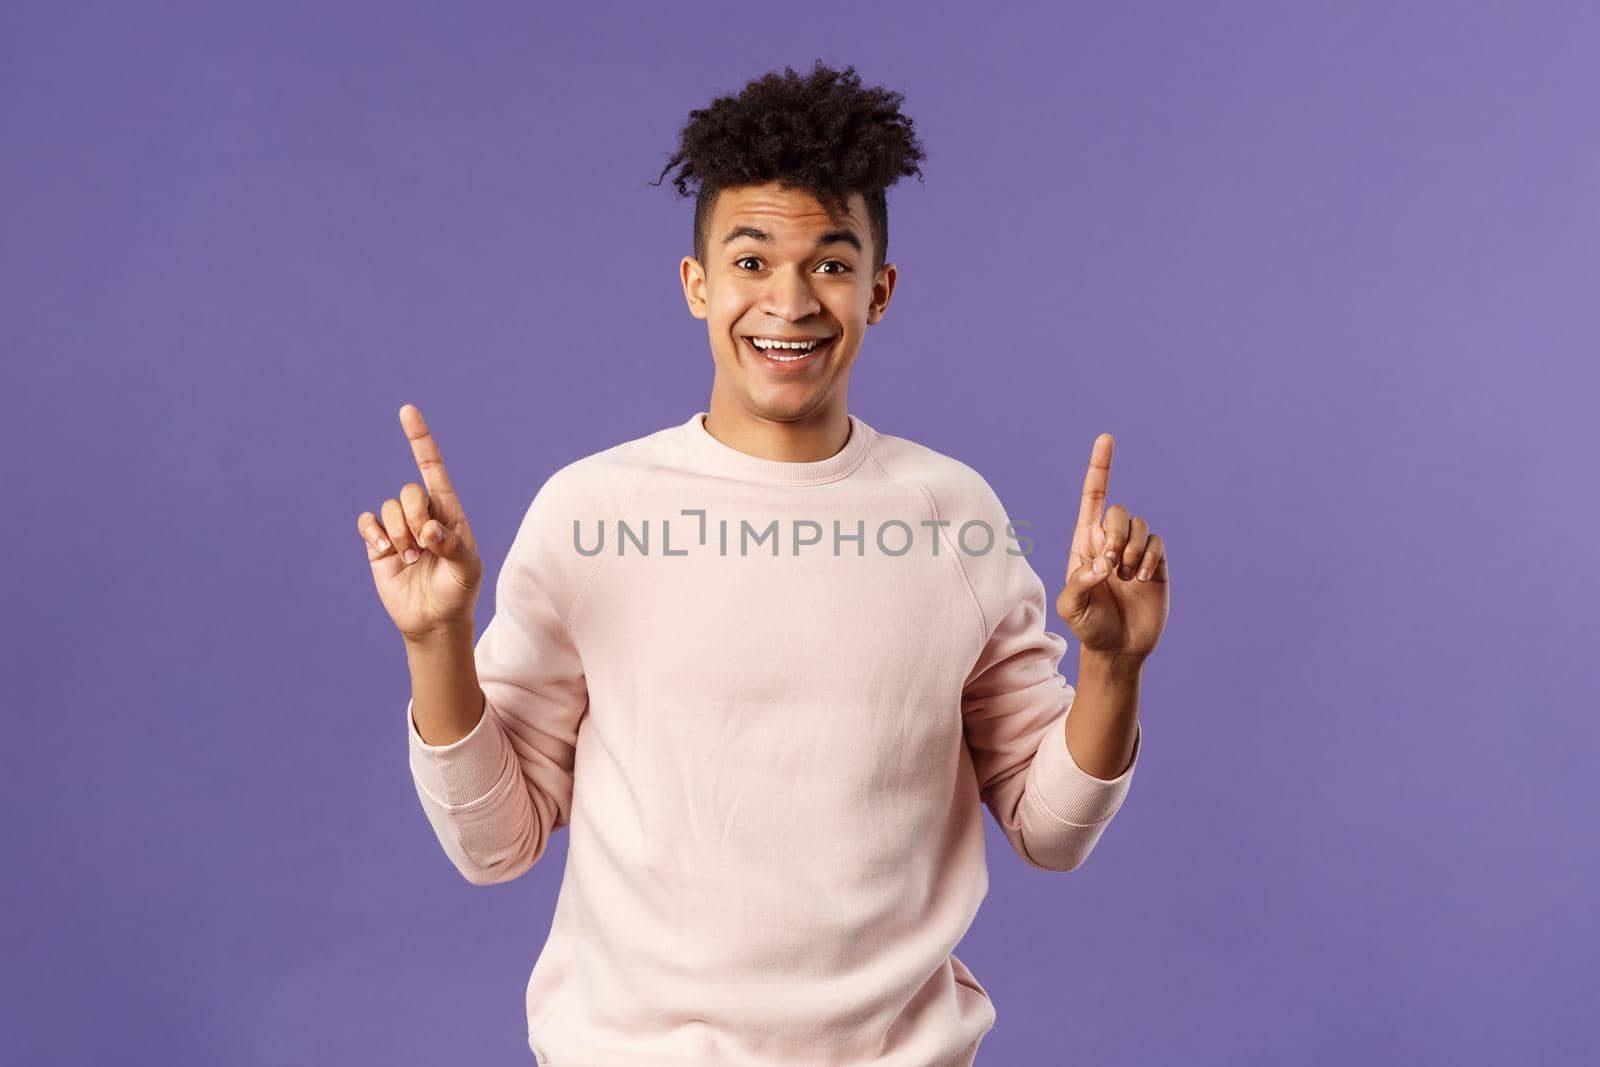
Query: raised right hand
[[358, 403, 485, 641]]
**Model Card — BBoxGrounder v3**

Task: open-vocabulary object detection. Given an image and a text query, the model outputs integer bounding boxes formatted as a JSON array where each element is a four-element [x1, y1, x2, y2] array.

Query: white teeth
[[750, 337, 821, 351]]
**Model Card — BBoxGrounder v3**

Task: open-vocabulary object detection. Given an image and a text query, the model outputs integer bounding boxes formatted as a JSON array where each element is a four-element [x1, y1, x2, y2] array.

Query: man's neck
[[702, 400, 852, 463]]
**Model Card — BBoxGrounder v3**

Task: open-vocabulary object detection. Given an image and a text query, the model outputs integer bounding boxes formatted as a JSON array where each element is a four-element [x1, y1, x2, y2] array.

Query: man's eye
[[733, 256, 850, 274]]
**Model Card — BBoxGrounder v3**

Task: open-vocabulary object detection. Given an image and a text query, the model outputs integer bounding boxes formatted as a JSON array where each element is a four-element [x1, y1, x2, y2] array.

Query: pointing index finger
[[1076, 432, 1114, 534], [399, 403, 462, 520]]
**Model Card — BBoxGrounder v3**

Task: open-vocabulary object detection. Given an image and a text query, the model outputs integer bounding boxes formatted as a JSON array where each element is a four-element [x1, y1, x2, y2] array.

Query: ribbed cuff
[[406, 695, 515, 808], [1025, 709, 1141, 826]]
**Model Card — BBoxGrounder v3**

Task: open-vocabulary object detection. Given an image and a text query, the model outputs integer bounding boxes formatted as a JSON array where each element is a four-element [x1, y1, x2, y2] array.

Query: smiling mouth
[[741, 335, 835, 367]]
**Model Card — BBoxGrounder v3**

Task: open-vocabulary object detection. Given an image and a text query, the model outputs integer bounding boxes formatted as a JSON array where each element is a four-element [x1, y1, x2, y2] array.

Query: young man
[[365, 61, 1169, 1066]]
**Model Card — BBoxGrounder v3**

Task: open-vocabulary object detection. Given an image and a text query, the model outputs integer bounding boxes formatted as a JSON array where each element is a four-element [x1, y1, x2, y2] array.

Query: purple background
[[5, 2, 1595, 1063]]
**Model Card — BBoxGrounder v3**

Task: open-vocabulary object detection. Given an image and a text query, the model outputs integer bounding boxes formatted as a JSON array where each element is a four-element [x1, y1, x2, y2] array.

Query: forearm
[[1065, 649, 1143, 780], [405, 624, 487, 746]]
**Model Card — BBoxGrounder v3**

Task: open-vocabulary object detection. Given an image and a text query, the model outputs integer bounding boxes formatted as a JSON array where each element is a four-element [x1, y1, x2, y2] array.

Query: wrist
[[403, 621, 475, 654], [1077, 647, 1146, 684]]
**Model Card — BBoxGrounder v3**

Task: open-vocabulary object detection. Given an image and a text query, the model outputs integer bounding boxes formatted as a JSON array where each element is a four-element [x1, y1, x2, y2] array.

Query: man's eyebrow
[[719, 226, 862, 253]]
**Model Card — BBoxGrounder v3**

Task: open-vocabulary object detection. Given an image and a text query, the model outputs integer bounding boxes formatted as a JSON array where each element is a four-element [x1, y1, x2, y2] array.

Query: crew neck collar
[[680, 410, 875, 486]]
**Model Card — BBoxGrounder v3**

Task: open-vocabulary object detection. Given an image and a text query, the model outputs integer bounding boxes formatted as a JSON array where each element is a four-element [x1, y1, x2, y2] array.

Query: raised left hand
[[1055, 432, 1170, 660]]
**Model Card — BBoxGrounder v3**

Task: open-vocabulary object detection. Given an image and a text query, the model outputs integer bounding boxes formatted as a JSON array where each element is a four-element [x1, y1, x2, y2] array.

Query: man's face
[[680, 182, 897, 424]]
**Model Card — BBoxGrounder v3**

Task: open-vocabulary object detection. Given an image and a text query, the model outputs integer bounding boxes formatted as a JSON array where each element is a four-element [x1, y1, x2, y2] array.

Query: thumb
[[422, 520, 465, 560], [1061, 553, 1112, 613]]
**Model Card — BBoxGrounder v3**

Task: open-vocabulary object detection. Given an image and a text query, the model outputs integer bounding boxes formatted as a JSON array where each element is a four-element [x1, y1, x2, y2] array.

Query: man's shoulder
[[871, 426, 1038, 621], [526, 420, 678, 524], [868, 425, 1008, 523]]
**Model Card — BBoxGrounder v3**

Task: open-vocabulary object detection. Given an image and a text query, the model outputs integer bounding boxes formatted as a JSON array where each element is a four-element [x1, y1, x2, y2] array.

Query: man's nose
[[759, 265, 822, 322]]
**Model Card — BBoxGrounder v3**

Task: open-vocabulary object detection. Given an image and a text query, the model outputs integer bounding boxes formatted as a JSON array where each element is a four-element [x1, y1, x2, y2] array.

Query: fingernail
[[428, 525, 442, 543], [1093, 556, 1106, 575], [376, 538, 390, 551], [403, 548, 420, 565], [1137, 568, 1150, 581], [1118, 566, 1132, 580]]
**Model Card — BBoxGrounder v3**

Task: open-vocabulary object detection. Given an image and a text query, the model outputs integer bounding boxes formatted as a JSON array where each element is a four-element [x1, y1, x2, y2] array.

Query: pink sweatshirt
[[406, 410, 1143, 1066]]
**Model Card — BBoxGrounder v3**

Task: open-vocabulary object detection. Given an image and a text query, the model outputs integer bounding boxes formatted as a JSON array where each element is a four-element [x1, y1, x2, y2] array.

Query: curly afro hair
[[651, 60, 927, 276]]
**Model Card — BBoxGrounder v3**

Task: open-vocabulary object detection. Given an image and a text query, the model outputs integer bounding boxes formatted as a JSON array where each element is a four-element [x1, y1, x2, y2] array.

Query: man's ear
[[680, 255, 708, 320], [866, 262, 898, 326]]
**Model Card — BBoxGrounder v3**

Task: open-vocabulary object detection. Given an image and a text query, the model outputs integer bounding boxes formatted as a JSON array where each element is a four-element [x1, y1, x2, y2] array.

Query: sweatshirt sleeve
[[405, 468, 591, 886], [957, 475, 1142, 874]]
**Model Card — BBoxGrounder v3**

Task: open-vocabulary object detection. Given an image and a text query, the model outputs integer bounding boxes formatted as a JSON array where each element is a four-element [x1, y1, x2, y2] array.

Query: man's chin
[[743, 386, 836, 422]]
